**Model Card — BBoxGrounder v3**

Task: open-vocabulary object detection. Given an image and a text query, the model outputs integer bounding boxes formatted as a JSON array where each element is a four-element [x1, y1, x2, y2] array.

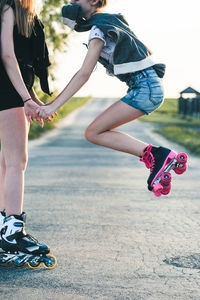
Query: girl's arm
[[36, 38, 104, 119], [29, 87, 53, 125], [0, 6, 40, 120], [29, 87, 45, 106]]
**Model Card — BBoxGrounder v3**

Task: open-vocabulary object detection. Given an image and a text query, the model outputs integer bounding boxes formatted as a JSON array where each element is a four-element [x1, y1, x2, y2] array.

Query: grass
[[155, 127, 200, 155], [29, 96, 91, 139], [140, 98, 200, 127], [140, 98, 200, 155]]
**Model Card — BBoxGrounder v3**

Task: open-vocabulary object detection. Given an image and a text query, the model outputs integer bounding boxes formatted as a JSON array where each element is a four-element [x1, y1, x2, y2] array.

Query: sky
[[52, 0, 200, 99]]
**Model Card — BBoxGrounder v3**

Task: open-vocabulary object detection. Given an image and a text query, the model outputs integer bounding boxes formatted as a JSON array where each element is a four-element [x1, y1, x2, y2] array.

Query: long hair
[[0, 0, 36, 37]]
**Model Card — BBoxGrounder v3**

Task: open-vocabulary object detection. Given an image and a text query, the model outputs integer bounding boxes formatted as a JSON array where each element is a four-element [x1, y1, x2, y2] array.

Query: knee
[[84, 126, 98, 144], [6, 152, 28, 172], [18, 152, 28, 171]]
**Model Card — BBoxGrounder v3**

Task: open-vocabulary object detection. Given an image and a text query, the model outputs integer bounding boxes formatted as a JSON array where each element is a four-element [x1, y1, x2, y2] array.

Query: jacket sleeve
[[62, 5, 83, 29], [32, 17, 52, 95]]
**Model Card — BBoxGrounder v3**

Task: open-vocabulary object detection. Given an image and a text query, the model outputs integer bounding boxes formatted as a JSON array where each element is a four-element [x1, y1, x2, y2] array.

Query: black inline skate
[[0, 212, 57, 269], [0, 210, 6, 253]]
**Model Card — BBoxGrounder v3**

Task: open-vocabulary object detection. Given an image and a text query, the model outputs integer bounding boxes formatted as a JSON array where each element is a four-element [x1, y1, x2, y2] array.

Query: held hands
[[24, 99, 44, 127], [36, 102, 58, 121], [24, 98, 55, 127]]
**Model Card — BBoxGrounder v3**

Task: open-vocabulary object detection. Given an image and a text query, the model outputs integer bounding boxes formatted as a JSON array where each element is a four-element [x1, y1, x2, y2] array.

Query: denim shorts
[[120, 67, 164, 114]]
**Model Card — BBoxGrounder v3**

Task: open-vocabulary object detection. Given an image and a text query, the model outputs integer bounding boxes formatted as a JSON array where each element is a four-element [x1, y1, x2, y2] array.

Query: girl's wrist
[[51, 102, 59, 112], [23, 98, 32, 104]]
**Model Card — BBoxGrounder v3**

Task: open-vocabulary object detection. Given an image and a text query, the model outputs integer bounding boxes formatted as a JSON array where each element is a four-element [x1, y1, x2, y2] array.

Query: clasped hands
[[24, 99, 57, 128]]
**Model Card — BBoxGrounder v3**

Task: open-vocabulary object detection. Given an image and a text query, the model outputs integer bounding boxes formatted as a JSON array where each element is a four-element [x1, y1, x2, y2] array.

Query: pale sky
[[52, 0, 200, 98]]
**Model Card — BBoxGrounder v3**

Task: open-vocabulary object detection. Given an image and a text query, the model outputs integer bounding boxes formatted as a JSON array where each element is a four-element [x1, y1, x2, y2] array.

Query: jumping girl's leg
[[0, 107, 29, 217], [85, 100, 147, 157]]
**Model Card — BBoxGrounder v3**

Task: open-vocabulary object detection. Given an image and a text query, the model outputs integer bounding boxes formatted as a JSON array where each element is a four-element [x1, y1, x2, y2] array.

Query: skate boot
[[140, 145, 187, 197], [0, 212, 57, 269], [0, 211, 6, 253]]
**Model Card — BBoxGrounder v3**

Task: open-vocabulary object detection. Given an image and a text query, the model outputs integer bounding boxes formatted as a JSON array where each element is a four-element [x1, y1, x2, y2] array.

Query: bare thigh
[[0, 107, 29, 167], [86, 100, 144, 134]]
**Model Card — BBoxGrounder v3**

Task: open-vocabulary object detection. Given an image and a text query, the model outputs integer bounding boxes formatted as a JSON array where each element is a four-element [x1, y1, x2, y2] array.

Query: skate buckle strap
[[24, 233, 39, 244], [140, 144, 155, 173]]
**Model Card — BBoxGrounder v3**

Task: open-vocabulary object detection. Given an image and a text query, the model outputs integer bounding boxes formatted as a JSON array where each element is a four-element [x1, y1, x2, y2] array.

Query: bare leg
[[0, 151, 6, 211], [0, 107, 29, 217], [85, 100, 148, 157]]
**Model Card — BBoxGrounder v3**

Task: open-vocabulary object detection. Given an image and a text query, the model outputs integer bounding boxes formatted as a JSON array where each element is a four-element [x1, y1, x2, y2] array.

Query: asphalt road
[[0, 98, 200, 300]]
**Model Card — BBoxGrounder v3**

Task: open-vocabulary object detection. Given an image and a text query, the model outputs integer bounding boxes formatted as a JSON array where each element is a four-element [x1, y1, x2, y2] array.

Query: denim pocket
[[148, 80, 164, 105]]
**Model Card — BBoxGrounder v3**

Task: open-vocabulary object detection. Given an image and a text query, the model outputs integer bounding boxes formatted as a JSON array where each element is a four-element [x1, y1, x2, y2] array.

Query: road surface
[[0, 98, 200, 300]]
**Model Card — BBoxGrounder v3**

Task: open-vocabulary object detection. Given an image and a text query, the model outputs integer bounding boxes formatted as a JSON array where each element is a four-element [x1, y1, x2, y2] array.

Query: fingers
[[36, 107, 48, 119], [35, 107, 41, 117], [35, 117, 44, 128], [39, 118, 44, 128], [33, 105, 58, 124], [50, 112, 58, 119], [33, 115, 44, 128], [26, 115, 33, 124], [46, 116, 52, 122], [36, 107, 57, 120]]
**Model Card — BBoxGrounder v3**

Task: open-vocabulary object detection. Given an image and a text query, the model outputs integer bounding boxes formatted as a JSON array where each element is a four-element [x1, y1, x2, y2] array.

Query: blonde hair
[[14, 0, 36, 37]]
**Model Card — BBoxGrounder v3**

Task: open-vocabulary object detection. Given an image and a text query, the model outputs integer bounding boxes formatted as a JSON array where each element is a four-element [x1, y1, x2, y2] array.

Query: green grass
[[155, 127, 200, 155], [140, 98, 200, 155], [140, 98, 200, 127], [29, 96, 91, 139]]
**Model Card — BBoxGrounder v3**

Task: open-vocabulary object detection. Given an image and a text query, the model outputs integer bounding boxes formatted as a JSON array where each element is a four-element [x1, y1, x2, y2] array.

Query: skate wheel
[[43, 254, 57, 269], [161, 183, 171, 195], [176, 153, 188, 164], [154, 191, 162, 197], [162, 189, 170, 195], [0, 258, 10, 267], [160, 172, 172, 185], [174, 164, 187, 175], [153, 183, 163, 193], [13, 260, 26, 268], [12, 254, 28, 268], [27, 256, 41, 269], [0, 254, 10, 267]]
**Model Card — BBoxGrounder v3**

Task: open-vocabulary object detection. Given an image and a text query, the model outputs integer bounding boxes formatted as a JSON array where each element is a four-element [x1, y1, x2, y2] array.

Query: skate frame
[[0, 252, 31, 265], [153, 156, 178, 186]]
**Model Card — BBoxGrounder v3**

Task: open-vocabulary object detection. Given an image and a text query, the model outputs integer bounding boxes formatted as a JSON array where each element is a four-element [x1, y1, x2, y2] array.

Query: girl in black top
[[0, 0, 52, 258]]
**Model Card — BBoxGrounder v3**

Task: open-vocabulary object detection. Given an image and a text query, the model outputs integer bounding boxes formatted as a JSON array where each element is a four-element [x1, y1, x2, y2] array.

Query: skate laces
[[140, 145, 155, 173]]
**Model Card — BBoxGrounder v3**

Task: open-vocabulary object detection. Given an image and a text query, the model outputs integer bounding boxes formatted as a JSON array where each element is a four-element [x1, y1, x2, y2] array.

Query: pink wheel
[[161, 183, 171, 195], [154, 191, 162, 197], [176, 153, 188, 164], [174, 164, 187, 175], [153, 183, 163, 193], [161, 172, 172, 185], [162, 189, 170, 195]]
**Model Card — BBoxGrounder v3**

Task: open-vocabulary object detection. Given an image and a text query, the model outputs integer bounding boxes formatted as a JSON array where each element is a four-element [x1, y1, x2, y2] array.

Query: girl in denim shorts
[[37, 0, 187, 196]]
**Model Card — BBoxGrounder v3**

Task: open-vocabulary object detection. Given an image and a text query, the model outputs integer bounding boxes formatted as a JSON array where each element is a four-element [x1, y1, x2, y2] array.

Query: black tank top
[[0, 0, 51, 95], [13, 24, 34, 66]]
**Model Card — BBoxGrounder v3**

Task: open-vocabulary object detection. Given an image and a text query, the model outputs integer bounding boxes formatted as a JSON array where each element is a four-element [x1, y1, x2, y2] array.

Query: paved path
[[0, 98, 200, 300]]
